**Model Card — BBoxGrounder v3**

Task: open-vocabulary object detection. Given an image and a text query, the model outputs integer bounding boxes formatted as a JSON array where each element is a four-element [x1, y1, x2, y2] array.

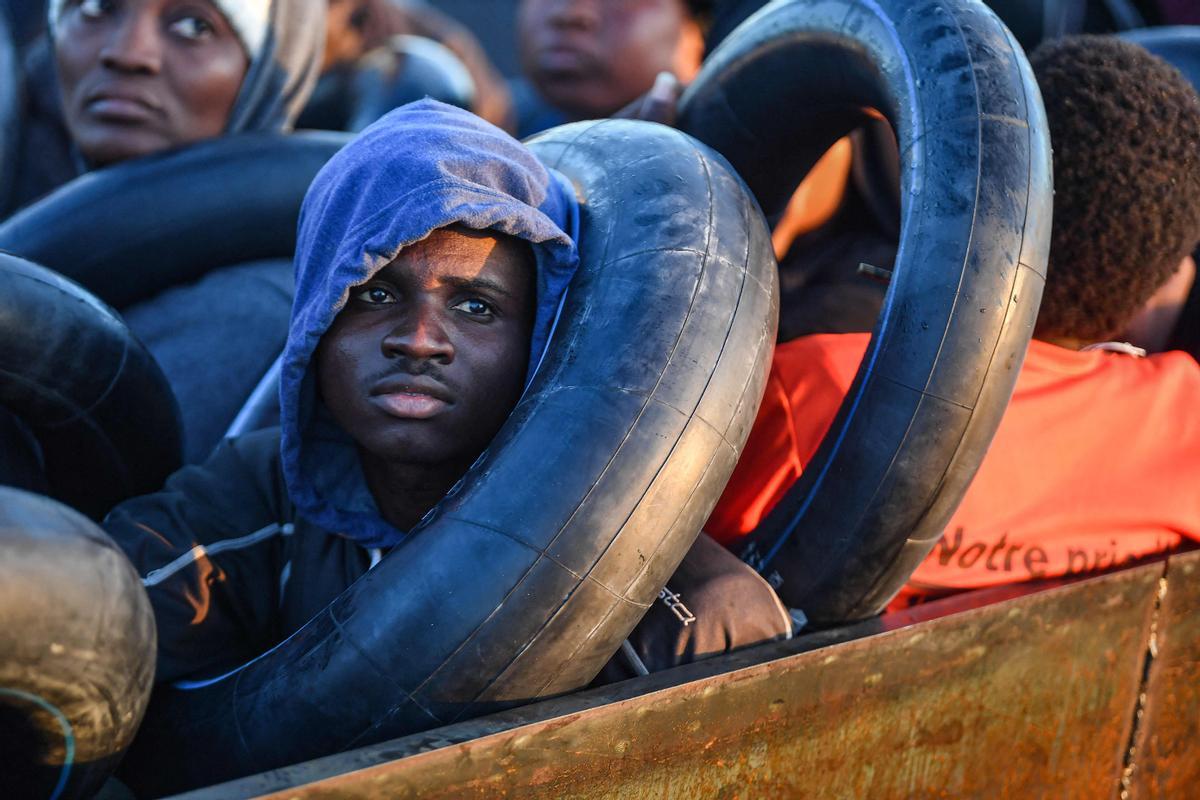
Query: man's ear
[[1120, 254, 1197, 353]]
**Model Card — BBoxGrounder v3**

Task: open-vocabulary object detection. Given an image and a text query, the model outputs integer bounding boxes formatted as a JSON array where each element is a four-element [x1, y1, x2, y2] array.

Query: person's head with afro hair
[[1030, 35, 1200, 344]]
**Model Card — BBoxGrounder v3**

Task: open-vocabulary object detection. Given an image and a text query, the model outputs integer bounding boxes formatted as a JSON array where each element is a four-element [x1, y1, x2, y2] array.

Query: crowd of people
[[1, 0, 1199, 785]]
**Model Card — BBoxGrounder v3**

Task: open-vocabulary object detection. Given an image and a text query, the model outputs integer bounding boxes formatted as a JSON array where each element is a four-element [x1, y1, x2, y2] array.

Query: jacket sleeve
[[102, 430, 292, 684]]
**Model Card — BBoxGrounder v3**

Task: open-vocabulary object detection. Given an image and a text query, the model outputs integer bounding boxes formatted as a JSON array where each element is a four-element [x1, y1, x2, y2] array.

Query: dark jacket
[[105, 428, 367, 683]]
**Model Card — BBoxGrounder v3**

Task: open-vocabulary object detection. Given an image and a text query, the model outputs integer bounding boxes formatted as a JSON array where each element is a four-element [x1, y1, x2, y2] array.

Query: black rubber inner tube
[[118, 118, 779, 796], [0, 485, 156, 800], [0, 253, 184, 519], [678, 0, 1053, 623], [0, 131, 350, 310]]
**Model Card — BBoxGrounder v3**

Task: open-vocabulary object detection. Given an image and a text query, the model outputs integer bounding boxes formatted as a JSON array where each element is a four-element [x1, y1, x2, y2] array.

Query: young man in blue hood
[[103, 100, 790, 687]]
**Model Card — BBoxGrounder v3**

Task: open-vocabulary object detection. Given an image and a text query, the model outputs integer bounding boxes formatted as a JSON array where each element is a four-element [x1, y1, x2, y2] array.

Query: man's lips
[[370, 379, 452, 420]]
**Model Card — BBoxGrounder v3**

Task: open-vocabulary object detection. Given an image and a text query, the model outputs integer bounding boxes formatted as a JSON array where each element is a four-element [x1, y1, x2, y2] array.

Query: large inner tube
[[678, 0, 1053, 623], [0, 254, 183, 518], [119, 119, 779, 796], [0, 132, 349, 309], [0, 486, 156, 800]]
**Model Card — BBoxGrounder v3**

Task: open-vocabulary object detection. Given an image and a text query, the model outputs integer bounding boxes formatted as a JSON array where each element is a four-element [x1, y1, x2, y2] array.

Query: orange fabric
[[707, 333, 1200, 609]]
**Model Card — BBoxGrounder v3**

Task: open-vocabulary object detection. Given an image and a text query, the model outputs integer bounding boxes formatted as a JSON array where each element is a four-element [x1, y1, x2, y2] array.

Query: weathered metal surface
[[1127, 549, 1200, 799], [179, 564, 1165, 800]]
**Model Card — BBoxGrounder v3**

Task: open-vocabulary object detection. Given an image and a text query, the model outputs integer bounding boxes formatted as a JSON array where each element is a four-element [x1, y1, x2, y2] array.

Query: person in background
[[9, 0, 322, 215], [512, 0, 711, 137], [706, 35, 1200, 609], [23, 0, 325, 465]]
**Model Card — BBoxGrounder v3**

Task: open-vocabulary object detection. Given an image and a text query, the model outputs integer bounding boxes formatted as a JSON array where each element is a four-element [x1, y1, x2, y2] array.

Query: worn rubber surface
[[678, 0, 1053, 622], [0, 486, 156, 800], [0, 253, 183, 518], [119, 119, 779, 795], [0, 9, 20, 214], [0, 132, 349, 309]]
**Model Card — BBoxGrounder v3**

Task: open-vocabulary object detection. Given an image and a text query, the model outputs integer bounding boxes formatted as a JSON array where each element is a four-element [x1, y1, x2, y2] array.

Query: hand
[[613, 72, 683, 127]]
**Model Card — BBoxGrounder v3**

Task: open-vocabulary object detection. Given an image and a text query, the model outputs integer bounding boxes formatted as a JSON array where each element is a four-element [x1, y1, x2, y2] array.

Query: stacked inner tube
[[0, 486, 156, 800], [678, 0, 1053, 623], [118, 119, 779, 796], [0, 254, 183, 518], [0, 132, 350, 309]]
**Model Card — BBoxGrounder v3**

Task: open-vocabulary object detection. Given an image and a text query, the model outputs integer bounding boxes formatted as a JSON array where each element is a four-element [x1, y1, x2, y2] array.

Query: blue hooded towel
[[280, 99, 580, 550]]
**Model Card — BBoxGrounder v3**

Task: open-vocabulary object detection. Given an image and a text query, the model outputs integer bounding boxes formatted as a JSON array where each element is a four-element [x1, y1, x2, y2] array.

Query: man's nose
[[381, 305, 455, 363], [545, 0, 600, 30], [99, 11, 162, 74]]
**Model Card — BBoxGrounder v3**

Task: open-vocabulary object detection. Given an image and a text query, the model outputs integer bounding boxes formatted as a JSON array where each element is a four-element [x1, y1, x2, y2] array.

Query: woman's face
[[54, 0, 249, 166]]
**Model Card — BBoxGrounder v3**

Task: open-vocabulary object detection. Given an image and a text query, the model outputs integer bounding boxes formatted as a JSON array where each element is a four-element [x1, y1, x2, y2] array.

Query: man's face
[[316, 227, 536, 473], [54, 0, 248, 166], [518, 0, 696, 119]]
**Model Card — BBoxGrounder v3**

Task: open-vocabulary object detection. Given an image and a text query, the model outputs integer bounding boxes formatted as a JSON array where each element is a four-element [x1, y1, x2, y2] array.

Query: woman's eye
[[354, 286, 397, 305], [452, 298, 494, 317], [167, 15, 216, 40], [77, 0, 113, 19]]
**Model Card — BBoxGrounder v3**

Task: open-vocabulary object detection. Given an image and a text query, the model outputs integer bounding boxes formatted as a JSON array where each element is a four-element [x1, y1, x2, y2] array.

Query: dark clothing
[[104, 429, 791, 685], [104, 430, 346, 683], [5, 38, 77, 217], [597, 533, 793, 683], [122, 260, 295, 463], [777, 119, 899, 342]]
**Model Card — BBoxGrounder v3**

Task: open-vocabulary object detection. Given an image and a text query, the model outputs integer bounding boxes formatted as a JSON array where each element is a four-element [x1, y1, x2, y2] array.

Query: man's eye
[[452, 298, 494, 317], [167, 15, 216, 40], [353, 286, 397, 305], [77, 0, 114, 19]]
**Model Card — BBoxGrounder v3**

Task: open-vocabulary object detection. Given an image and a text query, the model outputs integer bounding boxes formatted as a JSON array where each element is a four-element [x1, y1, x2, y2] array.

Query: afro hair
[[1030, 35, 1200, 343]]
